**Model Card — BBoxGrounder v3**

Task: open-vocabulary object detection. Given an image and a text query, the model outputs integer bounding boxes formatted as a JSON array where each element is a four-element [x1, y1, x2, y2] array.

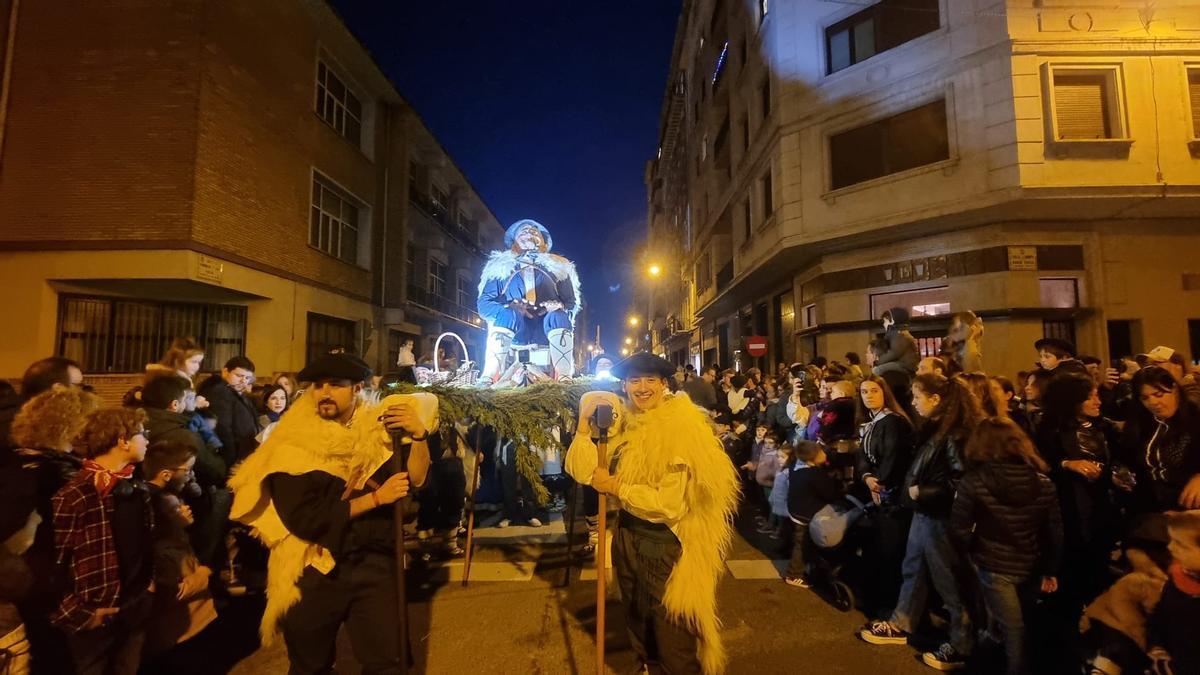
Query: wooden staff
[[561, 476, 578, 588], [391, 432, 412, 673], [592, 403, 615, 675], [461, 425, 484, 587]]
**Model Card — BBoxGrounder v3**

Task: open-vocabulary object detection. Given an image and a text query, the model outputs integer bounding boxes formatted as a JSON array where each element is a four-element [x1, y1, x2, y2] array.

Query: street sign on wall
[[746, 336, 768, 357]]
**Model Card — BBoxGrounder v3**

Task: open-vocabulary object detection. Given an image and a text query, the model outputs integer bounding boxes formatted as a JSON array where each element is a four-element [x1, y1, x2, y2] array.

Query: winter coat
[[769, 468, 790, 517], [874, 307, 919, 373], [144, 408, 227, 488], [949, 461, 1064, 578], [197, 374, 259, 470], [1123, 404, 1200, 513], [0, 447, 81, 601], [814, 397, 857, 445], [754, 446, 782, 487], [900, 429, 966, 518], [854, 410, 915, 502], [1082, 549, 1167, 649], [787, 464, 842, 522], [1036, 418, 1115, 546]]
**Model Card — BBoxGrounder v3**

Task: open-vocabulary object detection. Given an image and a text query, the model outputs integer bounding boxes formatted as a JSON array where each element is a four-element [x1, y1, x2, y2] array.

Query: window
[[825, 0, 940, 75], [773, 291, 794, 365], [869, 286, 950, 320], [1042, 319, 1076, 346], [315, 61, 363, 146], [1050, 69, 1125, 140], [712, 41, 729, 88], [430, 184, 449, 217], [743, 198, 752, 241], [1187, 68, 1200, 138], [429, 258, 447, 298], [57, 295, 247, 374], [696, 250, 713, 293], [306, 312, 356, 365], [761, 78, 771, 119], [802, 304, 817, 328], [830, 99, 949, 190], [457, 274, 471, 308], [1039, 278, 1079, 308], [310, 173, 364, 265], [760, 170, 774, 222]]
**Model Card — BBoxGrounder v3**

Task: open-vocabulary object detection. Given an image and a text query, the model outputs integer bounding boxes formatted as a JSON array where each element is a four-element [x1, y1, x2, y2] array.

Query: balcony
[[406, 283, 482, 327], [715, 261, 734, 292], [409, 187, 483, 256]]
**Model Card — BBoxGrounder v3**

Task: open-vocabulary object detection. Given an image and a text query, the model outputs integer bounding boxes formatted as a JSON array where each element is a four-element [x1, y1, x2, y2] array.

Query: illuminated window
[[825, 0, 939, 75], [315, 61, 363, 145], [1039, 278, 1079, 308], [1187, 68, 1200, 138], [870, 286, 950, 320], [829, 99, 949, 190], [1050, 70, 1125, 140], [310, 172, 365, 265]]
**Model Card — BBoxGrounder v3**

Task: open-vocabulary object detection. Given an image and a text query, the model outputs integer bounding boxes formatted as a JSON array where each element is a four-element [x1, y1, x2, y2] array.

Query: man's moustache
[[319, 399, 336, 406]]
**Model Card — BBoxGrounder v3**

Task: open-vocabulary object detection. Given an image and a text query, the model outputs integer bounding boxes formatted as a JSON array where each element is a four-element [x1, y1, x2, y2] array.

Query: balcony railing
[[409, 187, 483, 256], [715, 261, 734, 292], [407, 283, 482, 326]]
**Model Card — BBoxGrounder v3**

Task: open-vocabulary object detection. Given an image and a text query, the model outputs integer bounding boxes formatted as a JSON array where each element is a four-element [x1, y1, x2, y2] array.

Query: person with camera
[[566, 352, 739, 675]]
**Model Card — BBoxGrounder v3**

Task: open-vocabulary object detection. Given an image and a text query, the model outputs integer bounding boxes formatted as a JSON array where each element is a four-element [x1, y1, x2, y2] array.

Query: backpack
[[808, 494, 867, 549]]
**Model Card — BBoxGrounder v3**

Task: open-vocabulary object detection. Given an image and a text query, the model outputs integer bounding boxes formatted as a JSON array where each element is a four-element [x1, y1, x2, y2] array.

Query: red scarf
[[1169, 562, 1200, 597], [82, 459, 134, 498]]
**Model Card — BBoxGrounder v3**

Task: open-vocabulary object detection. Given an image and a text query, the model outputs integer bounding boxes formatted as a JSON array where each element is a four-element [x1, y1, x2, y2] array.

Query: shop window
[[869, 286, 950, 320]]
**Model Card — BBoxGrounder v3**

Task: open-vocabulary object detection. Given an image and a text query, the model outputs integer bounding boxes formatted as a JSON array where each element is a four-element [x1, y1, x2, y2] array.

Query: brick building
[[0, 0, 502, 391], [643, 0, 1200, 380]]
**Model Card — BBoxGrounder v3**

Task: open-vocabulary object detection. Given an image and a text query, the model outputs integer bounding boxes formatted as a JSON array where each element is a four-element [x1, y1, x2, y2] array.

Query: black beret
[[298, 352, 373, 384], [1034, 338, 1076, 358], [611, 352, 675, 380]]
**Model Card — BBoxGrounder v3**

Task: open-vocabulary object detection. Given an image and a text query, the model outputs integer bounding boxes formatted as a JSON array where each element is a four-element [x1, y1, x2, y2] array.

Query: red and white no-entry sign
[[746, 336, 768, 357]]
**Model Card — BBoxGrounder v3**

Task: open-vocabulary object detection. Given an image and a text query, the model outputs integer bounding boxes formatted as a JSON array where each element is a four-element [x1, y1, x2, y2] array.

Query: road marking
[[724, 559, 788, 580]]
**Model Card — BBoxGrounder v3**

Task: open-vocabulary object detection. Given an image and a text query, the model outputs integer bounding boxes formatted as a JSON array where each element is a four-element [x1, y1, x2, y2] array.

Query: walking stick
[[461, 425, 484, 587], [592, 403, 615, 675], [392, 432, 412, 673]]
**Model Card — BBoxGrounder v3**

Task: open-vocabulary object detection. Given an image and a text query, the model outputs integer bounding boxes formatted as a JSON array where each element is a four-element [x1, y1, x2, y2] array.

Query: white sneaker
[[528, 517, 544, 527], [497, 518, 511, 528]]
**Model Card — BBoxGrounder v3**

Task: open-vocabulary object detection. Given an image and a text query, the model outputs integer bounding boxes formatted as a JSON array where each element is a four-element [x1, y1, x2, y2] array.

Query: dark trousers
[[865, 507, 912, 617], [417, 457, 466, 532], [499, 446, 536, 523], [785, 519, 812, 580], [19, 600, 74, 675], [66, 621, 145, 675], [281, 553, 404, 675], [612, 515, 701, 674], [188, 485, 232, 569]]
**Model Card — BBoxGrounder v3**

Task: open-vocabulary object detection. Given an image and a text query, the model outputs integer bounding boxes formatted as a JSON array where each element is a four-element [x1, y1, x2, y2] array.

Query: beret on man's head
[[298, 352, 373, 384], [611, 352, 675, 380]]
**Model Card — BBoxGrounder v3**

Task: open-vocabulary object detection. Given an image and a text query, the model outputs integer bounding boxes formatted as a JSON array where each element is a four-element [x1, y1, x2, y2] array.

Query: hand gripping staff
[[390, 426, 412, 672], [591, 400, 615, 675]]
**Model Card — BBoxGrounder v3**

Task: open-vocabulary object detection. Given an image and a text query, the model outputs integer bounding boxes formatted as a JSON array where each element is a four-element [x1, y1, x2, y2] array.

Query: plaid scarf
[[81, 459, 134, 497]]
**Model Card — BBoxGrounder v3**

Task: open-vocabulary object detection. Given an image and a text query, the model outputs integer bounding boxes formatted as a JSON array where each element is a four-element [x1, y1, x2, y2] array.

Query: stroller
[[805, 493, 874, 612]]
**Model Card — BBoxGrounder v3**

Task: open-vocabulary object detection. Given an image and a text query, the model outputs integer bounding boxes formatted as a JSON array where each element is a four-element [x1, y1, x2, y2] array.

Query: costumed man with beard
[[478, 218, 582, 383], [228, 353, 434, 674], [566, 352, 739, 674]]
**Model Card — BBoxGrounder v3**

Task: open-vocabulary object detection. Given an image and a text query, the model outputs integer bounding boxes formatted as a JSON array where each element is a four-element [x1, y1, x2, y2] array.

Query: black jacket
[[854, 411, 915, 502], [1122, 404, 1200, 513], [144, 408, 227, 487], [197, 375, 259, 469], [950, 461, 1064, 578], [787, 464, 842, 521], [0, 447, 81, 599], [764, 399, 798, 443], [900, 429, 966, 518], [0, 393, 23, 451]]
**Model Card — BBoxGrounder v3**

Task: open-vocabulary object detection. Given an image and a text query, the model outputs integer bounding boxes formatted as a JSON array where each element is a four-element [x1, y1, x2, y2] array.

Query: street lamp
[[621, 348, 630, 356], [628, 315, 640, 327], [624, 337, 633, 346], [647, 263, 662, 278]]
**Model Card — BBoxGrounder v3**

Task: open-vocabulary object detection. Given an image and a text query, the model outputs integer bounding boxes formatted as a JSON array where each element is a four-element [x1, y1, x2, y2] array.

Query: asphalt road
[[158, 501, 935, 675]]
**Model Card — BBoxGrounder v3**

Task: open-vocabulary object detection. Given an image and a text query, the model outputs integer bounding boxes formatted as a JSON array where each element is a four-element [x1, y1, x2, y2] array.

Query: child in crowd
[[142, 441, 216, 658], [769, 447, 793, 554], [743, 422, 770, 522], [1146, 511, 1200, 675], [753, 432, 784, 537], [950, 417, 1063, 675], [784, 441, 842, 588]]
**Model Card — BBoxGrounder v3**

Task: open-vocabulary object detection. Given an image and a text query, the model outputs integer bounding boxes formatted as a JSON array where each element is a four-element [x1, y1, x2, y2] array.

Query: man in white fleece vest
[[567, 352, 739, 674]]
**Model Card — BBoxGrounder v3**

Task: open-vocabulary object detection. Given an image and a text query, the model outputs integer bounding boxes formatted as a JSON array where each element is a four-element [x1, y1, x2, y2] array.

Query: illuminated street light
[[621, 348, 630, 356], [624, 337, 633, 345], [628, 316, 639, 327], [647, 263, 662, 277]]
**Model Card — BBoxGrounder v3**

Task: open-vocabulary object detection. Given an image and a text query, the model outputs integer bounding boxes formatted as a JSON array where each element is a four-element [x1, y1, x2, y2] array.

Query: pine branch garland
[[388, 381, 599, 504]]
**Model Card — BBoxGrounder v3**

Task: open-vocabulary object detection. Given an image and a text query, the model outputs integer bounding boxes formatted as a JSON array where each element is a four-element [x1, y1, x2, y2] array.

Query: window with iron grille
[[315, 61, 363, 146], [1187, 68, 1200, 138], [306, 312, 356, 365], [825, 0, 940, 75], [1042, 319, 1076, 346], [56, 295, 247, 374], [1050, 69, 1124, 140], [457, 274, 472, 308], [310, 172, 364, 265], [830, 99, 949, 190], [429, 258, 447, 298]]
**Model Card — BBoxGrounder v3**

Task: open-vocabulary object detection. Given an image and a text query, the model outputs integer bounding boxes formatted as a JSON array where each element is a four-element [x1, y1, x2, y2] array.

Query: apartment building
[[0, 0, 501, 393], [645, 0, 1200, 379]]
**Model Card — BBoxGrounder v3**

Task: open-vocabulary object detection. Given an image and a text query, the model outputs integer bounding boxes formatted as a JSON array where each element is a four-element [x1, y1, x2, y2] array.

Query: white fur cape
[[478, 250, 582, 320], [227, 391, 437, 645], [566, 392, 740, 674]]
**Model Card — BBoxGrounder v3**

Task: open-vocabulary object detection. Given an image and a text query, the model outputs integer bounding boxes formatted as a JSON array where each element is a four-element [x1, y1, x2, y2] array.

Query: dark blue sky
[[330, 1, 682, 352]]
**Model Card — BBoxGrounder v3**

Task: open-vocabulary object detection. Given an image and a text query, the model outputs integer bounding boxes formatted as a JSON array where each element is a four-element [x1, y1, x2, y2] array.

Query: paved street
[[207, 507, 929, 675]]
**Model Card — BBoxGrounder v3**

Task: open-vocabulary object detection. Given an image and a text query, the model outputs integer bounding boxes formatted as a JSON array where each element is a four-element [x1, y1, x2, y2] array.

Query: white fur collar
[[478, 249, 583, 320]]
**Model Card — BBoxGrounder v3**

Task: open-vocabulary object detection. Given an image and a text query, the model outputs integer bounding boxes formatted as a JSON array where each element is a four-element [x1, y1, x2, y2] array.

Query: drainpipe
[[0, 0, 21, 169]]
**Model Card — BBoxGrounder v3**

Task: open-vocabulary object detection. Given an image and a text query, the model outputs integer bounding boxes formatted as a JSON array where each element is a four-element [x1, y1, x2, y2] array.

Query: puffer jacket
[[900, 429, 965, 518], [875, 307, 919, 372], [950, 461, 1064, 578]]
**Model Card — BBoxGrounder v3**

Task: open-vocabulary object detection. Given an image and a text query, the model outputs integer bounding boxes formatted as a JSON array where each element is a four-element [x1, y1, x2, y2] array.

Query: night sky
[[330, 1, 683, 353]]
